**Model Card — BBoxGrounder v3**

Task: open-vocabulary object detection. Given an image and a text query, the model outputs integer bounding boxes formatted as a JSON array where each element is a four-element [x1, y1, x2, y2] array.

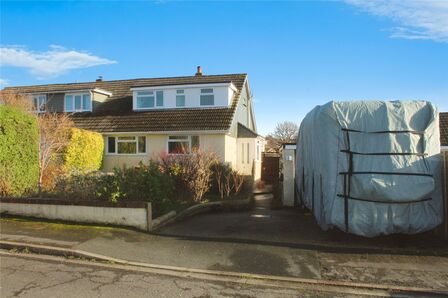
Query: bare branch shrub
[[0, 90, 33, 111], [232, 170, 244, 194], [159, 150, 218, 202], [37, 113, 73, 195]]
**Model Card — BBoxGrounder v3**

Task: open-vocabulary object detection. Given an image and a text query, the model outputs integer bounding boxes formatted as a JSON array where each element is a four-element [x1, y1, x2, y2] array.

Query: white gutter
[[130, 82, 237, 92], [100, 130, 229, 135], [23, 88, 112, 96]]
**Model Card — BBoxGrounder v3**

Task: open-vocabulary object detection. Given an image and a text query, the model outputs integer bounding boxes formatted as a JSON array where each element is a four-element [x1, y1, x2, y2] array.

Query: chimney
[[195, 66, 202, 76], [96, 76, 103, 82]]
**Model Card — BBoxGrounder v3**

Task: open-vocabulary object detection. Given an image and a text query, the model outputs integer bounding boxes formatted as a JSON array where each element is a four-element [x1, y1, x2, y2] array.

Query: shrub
[[211, 162, 245, 199], [63, 128, 104, 174], [55, 171, 105, 200], [95, 162, 174, 211], [0, 106, 39, 197], [159, 151, 218, 202]]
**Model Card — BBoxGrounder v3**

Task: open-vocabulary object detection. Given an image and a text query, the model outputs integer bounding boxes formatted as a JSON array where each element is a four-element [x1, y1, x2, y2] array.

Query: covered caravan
[[295, 101, 443, 237]]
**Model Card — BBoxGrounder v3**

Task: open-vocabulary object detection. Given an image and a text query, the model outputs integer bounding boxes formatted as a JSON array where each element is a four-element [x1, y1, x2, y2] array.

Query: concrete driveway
[[156, 193, 448, 255]]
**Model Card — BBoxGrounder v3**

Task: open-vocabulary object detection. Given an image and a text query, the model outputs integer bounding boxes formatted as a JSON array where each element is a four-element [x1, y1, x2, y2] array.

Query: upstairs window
[[136, 91, 154, 109], [32, 95, 46, 113], [65, 93, 91, 112], [176, 90, 185, 107], [168, 135, 199, 154], [135, 90, 164, 109], [200, 88, 214, 106], [107, 136, 146, 155]]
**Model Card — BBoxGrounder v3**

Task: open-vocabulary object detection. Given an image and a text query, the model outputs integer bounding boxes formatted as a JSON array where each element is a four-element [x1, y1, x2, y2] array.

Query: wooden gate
[[261, 152, 280, 185]]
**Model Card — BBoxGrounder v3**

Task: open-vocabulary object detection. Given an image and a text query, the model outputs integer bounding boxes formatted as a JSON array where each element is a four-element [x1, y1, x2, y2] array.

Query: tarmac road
[[0, 253, 343, 298]]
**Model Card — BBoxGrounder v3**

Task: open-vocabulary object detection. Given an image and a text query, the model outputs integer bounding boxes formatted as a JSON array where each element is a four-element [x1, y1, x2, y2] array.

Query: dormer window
[[135, 90, 164, 109], [200, 88, 214, 106], [65, 93, 91, 112], [32, 95, 46, 113]]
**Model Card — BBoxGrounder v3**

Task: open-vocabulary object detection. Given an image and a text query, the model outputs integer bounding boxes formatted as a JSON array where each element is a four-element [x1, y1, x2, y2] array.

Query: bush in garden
[[211, 162, 245, 199], [158, 151, 218, 202], [95, 162, 174, 211], [55, 171, 105, 200], [63, 128, 104, 174], [0, 106, 39, 197]]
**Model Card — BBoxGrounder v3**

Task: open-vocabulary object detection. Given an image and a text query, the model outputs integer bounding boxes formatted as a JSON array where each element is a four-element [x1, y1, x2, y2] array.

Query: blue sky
[[1, 0, 447, 135]]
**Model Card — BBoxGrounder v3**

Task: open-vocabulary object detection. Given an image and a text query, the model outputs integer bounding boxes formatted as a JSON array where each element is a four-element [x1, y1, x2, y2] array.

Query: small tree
[[272, 121, 299, 143], [37, 113, 73, 195]]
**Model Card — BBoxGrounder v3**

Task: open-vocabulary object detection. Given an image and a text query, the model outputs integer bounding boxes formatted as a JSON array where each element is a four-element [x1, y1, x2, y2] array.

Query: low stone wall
[[0, 200, 152, 231]]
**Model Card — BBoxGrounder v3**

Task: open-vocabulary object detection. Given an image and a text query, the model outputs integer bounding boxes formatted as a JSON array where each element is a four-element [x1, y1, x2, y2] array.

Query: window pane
[[118, 136, 135, 141], [137, 91, 153, 96], [118, 142, 136, 154], [247, 143, 250, 164], [32, 97, 38, 110], [168, 141, 189, 154], [137, 96, 154, 108], [191, 136, 199, 152], [176, 89, 184, 94], [138, 136, 146, 153], [74, 95, 82, 110], [35, 96, 46, 112], [169, 136, 188, 140], [65, 95, 73, 111], [108, 137, 116, 153], [83, 94, 91, 111], [201, 88, 213, 94], [200, 95, 214, 106], [156, 91, 164, 107], [176, 95, 185, 107]]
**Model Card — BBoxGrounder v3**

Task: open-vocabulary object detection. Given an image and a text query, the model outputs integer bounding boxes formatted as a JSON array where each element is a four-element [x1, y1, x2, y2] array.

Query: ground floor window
[[107, 136, 146, 154], [168, 135, 199, 154]]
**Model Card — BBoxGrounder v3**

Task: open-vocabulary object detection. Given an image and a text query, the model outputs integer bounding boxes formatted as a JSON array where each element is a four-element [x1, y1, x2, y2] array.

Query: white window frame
[[176, 89, 185, 107], [106, 136, 147, 155], [32, 95, 47, 113], [167, 135, 199, 155], [64, 92, 92, 112], [133, 90, 164, 110], [200, 88, 215, 106]]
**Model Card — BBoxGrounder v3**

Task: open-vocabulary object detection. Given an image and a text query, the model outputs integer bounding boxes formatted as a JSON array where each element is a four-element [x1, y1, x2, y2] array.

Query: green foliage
[[58, 162, 174, 214], [55, 171, 105, 200], [63, 128, 104, 174], [97, 162, 173, 204], [0, 106, 39, 196]]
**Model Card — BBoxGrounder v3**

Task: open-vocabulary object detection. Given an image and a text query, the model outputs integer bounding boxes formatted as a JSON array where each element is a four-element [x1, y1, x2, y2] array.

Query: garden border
[[0, 198, 152, 231]]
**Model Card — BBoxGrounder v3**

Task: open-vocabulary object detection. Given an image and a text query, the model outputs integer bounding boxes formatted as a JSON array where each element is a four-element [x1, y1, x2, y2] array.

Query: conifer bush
[[63, 128, 104, 174], [0, 106, 39, 196]]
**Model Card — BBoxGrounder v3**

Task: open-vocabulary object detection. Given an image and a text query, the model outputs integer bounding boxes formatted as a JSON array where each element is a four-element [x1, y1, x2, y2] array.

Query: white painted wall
[[0, 202, 151, 231], [132, 84, 235, 110]]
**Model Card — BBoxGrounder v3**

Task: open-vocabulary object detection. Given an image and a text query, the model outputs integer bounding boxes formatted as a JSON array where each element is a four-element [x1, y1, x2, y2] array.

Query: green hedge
[[0, 106, 39, 196], [63, 128, 104, 174]]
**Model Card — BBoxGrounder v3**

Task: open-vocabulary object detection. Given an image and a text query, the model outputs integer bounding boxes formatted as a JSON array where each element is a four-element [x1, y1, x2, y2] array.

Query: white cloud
[[0, 45, 117, 79], [345, 0, 448, 42], [0, 78, 8, 88]]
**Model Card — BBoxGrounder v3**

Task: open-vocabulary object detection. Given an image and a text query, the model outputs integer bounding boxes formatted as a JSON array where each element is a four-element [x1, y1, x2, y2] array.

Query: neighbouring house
[[3, 67, 265, 179], [440, 112, 448, 151]]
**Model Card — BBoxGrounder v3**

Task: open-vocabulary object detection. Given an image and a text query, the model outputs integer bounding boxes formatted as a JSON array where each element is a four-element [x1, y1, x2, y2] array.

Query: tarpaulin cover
[[295, 101, 443, 237]]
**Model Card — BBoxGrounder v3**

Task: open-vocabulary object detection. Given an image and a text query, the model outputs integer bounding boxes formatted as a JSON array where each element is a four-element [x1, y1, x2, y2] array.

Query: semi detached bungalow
[[6, 67, 265, 178]]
